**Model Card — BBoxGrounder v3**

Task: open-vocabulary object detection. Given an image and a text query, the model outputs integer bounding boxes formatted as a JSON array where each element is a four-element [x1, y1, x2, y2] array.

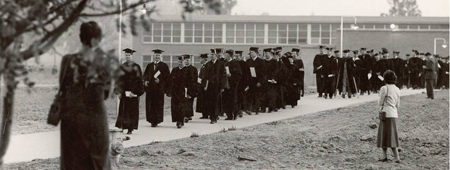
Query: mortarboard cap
[[326, 47, 333, 51], [199, 53, 208, 59], [319, 45, 325, 49], [123, 48, 136, 54], [263, 48, 273, 53], [425, 52, 431, 56], [152, 49, 164, 54], [210, 49, 216, 54], [182, 54, 191, 59], [249, 47, 259, 52], [419, 53, 424, 55], [353, 50, 359, 54], [215, 48, 223, 54], [406, 54, 410, 56], [334, 50, 340, 53], [275, 47, 283, 51], [235, 51, 243, 55], [382, 48, 389, 54], [177, 55, 184, 60], [343, 49, 350, 53], [360, 48, 367, 50], [292, 48, 300, 53], [225, 49, 234, 56]]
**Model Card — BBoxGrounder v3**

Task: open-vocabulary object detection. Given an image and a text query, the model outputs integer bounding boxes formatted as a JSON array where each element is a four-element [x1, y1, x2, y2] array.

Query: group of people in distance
[[313, 46, 449, 99], [115, 47, 305, 132]]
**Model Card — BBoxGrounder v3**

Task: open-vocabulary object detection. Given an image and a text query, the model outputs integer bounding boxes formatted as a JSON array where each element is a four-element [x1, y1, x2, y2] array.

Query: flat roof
[[150, 15, 449, 24]]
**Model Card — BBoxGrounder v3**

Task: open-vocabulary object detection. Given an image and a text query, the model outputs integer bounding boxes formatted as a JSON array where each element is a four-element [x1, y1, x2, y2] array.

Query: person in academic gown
[[223, 50, 242, 120], [374, 48, 395, 88], [391, 51, 405, 89], [246, 47, 266, 115], [353, 50, 364, 94], [143, 49, 170, 127], [436, 56, 449, 89], [370, 53, 383, 93], [402, 54, 411, 89], [168, 56, 189, 128], [196, 54, 210, 118], [204, 49, 227, 124], [313, 46, 326, 97], [357, 48, 371, 95], [322, 49, 339, 99], [336, 50, 357, 98], [182, 54, 199, 122], [408, 51, 422, 89], [115, 48, 145, 134], [235, 50, 251, 116], [262, 48, 278, 112], [419, 53, 427, 88], [285, 53, 300, 107], [274, 50, 288, 110], [292, 48, 305, 98]]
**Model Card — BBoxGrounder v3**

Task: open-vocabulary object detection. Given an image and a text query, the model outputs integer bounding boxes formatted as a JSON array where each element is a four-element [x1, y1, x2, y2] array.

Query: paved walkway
[[4, 89, 423, 164]]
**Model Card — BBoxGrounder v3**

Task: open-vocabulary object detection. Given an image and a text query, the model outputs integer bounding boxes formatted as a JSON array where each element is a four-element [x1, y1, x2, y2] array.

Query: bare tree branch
[[21, 0, 89, 61], [79, 0, 155, 17]]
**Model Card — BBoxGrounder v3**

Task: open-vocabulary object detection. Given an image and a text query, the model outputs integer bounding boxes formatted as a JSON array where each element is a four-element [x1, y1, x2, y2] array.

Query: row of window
[[142, 22, 448, 45]]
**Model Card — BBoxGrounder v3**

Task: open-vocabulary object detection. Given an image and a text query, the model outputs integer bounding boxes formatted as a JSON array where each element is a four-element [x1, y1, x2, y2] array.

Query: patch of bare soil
[[6, 90, 448, 169]]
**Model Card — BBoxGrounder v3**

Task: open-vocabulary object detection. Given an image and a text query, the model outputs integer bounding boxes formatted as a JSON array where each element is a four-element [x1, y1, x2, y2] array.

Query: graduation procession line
[[4, 89, 423, 164]]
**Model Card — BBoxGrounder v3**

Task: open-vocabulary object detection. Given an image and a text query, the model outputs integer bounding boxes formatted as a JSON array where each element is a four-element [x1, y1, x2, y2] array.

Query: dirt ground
[[7, 86, 313, 135], [6, 90, 448, 169]]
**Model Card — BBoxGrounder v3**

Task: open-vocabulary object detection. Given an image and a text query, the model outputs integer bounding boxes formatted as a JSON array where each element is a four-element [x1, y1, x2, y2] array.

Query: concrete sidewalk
[[4, 89, 422, 164]]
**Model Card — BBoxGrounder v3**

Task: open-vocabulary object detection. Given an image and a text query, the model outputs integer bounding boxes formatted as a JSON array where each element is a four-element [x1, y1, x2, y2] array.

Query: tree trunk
[[0, 74, 15, 168]]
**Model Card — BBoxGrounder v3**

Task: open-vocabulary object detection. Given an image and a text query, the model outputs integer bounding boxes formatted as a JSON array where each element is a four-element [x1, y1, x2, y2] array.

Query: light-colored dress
[[377, 84, 401, 148]]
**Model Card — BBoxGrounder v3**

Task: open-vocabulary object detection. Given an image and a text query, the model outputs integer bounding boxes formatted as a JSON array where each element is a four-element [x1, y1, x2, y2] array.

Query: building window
[[441, 24, 449, 29], [226, 23, 235, 43], [236, 23, 245, 43], [246, 23, 255, 43], [153, 23, 162, 42], [310, 24, 320, 44], [173, 23, 181, 42], [214, 23, 223, 43], [398, 24, 408, 29], [288, 24, 297, 44], [204, 23, 213, 43], [185, 23, 194, 43], [409, 24, 419, 30], [298, 24, 307, 44], [256, 24, 264, 44], [268, 24, 277, 44], [418, 24, 429, 30], [321, 24, 331, 45], [278, 24, 287, 44], [194, 23, 203, 43]]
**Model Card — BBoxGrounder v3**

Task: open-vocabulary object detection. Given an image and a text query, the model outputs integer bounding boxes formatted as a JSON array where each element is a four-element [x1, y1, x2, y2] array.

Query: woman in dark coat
[[285, 53, 300, 108], [115, 48, 144, 134], [169, 56, 188, 128], [59, 21, 111, 169]]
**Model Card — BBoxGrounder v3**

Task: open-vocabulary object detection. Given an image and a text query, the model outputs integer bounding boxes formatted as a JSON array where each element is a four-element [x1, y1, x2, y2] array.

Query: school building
[[130, 15, 449, 86]]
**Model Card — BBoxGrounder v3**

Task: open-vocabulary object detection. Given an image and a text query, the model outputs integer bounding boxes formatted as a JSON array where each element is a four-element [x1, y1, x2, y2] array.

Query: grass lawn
[[6, 90, 448, 169]]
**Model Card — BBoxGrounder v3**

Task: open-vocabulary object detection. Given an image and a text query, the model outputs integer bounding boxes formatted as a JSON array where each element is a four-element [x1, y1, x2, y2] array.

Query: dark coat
[[285, 62, 300, 106], [184, 65, 198, 118], [59, 54, 111, 169], [143, 61, 170, 124], [313, 54, 325, 74], [116, 62, 144, 130], [337, 57, 357, 94], [424, 57, 437, 80], [196, 64, 208, 113]]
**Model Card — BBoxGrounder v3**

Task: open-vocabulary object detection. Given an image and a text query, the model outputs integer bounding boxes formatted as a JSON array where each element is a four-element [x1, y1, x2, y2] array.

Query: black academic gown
[[276, 59, 288, 109], [322, 55, 339, 98], [263, 59, 279, 111], [115, 62, 144, 130], [353, 57, 366, 93], [408, 57, 422, 89], [196, 64, 208, 115], [184, 65, 198, 119], [313, 54, 325, 95], [223, 59, 242, 118], [143, 61, 170, 125], [246, 57, 266, 113], [169, 66, 188, 123], [204, 59, 227, 121], [336, 57, 357, 97], [294, 59, 305, 97], [237, 60, 250, 112], [286, 62, 300, 106], [392, 58, 405, 88]]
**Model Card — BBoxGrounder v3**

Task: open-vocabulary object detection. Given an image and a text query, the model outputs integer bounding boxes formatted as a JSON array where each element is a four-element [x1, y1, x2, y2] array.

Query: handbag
[[47, 56, 71, 126], [379, 85, 389, 121]]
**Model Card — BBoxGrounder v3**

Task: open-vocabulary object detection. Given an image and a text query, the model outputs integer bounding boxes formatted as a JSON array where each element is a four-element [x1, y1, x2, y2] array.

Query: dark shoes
[[378, 158, 388, 162], [127, 131, 132, 134], [199, 116, 209, 119], [225, 117, 233, 120], [151, 123, 157, 127]]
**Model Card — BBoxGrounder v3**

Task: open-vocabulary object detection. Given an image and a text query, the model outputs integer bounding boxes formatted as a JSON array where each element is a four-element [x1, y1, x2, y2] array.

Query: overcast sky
[[231, 0, 449, 16]]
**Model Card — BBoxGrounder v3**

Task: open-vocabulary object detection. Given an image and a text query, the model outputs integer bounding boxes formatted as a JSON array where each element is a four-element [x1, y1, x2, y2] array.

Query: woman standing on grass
[[59, 21, 112, 169], [377, 70, 401, 163]]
